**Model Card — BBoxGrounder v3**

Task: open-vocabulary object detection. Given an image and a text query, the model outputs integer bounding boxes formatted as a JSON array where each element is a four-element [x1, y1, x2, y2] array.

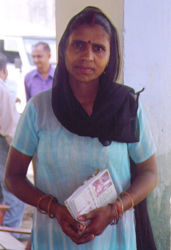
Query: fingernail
[[78, 216, 83, 220], [78, 230, 83, 236]]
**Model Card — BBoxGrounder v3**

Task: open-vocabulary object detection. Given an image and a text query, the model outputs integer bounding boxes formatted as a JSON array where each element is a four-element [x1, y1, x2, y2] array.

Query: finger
[[71, 233, 95, 245], [77, 211, 94, 222], [69, 217, 86, 232], [63, 220, 86, 239]]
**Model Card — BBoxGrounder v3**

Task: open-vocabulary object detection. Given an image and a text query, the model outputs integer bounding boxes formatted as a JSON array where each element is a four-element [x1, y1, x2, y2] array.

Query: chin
[[75, 75, 97, 83], [36, 65, 42, 70]]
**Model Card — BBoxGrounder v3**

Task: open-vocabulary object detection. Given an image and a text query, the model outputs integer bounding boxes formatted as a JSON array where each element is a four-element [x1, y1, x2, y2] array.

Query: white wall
[[124, 1, 171, 249]]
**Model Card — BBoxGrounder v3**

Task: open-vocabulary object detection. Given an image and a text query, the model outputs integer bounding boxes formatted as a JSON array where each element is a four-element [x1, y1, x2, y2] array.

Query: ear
[[48, 53, 51, 59], [3, 66, 8, 79]]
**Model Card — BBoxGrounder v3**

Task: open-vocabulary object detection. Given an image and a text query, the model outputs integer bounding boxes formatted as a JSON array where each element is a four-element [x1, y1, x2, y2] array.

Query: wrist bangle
[[108, 203, 120, 225], [116, 197, 124, 218], [37, 194, 58, 217], [37, 194, 51, 214], [48, 196, 58, 219], [121, 191, 134, 210]]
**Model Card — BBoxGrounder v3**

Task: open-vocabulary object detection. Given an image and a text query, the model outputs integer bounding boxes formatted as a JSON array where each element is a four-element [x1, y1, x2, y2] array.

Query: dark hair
[[0, 52, 7, 71], [56, 6, 120, 86], [33, 42, 51, 53]]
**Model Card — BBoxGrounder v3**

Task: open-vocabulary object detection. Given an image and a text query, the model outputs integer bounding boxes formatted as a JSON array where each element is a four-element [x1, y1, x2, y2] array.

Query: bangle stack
[[116, 197, 124, 218], [108, 191, 134, 225], [37, 194, 58, 219], [108, 202, 121, 225]]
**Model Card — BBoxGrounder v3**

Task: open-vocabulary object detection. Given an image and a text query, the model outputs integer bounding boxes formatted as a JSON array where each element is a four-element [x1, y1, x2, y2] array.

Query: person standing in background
[[0, 52, 26, 240], [5, 78, 21, 104], [24, 42, 55, 102]]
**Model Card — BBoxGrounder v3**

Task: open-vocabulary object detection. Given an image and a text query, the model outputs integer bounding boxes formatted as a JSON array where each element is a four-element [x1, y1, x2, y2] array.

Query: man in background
[[5, 78, 21, 104], [24, 42, 54, 102], [0, 52, 26, 240]]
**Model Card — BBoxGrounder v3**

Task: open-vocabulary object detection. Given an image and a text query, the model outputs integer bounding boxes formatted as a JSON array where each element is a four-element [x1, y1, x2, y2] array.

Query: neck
[[0, 72, 5, 82], [38, 64, 50, 79], [69, 76, 99, 115]]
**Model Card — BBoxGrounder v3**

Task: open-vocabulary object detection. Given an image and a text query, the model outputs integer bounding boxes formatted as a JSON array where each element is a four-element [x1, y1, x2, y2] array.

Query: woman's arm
[[5, 146, 36, 204], [4, 146, 94, 244], [119, 153, 158, 211], [78, 154, 158, 235]]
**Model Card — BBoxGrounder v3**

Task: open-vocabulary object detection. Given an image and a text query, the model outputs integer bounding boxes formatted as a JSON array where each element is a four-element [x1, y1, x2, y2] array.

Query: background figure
[[0, 52, 25, 239], [24, 42, 55, 102], [24, 42, 55, 181], [5, 78, 21, 104]]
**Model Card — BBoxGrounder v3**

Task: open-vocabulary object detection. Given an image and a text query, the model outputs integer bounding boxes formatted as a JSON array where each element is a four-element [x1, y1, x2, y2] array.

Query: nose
[[81, 46, 94, 62], [33, 56, 38, 63]]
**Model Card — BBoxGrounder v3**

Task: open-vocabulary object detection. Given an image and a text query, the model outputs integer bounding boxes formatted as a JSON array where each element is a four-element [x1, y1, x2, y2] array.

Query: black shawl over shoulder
[[51, 75, 156, 250], [52, 78, 142, 146], [130, 158, 157, 250]]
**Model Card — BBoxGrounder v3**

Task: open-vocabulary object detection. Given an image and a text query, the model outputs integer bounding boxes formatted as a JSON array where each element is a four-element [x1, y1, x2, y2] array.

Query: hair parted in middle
[[54, 6, 120, 87]]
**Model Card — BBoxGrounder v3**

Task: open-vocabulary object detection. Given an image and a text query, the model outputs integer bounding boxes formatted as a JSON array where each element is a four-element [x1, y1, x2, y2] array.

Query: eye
[[72, 41, 85, 50], [93, 44, 106, 53]]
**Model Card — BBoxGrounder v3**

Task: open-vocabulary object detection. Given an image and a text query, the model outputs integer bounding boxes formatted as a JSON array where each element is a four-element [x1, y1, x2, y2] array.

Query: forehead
[[68, 25, 110, 44], [32, 45, 47, 54]]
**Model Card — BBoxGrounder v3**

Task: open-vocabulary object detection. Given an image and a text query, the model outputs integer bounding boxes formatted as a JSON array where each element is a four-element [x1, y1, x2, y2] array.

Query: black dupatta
[[52, 70, 142, 146]]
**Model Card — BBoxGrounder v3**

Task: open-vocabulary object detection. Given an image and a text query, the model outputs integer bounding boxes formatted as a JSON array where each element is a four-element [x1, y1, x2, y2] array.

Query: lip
[[76, 66, 95, 73]]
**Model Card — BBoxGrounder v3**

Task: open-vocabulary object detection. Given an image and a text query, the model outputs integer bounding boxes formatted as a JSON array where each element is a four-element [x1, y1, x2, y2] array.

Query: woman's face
[[96, 183, 104, 194], [65, 24, 110, 84]]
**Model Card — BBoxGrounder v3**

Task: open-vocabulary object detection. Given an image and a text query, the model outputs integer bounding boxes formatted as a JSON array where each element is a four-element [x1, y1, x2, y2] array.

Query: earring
[[103, 64, 109, 74]]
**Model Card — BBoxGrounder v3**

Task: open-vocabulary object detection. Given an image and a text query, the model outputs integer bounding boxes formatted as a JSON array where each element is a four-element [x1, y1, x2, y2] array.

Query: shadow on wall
[[148, 152, 171, 250]]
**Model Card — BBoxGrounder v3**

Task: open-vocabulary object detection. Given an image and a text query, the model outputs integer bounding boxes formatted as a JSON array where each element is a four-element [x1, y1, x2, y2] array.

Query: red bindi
[[88, 40, 91, 44]]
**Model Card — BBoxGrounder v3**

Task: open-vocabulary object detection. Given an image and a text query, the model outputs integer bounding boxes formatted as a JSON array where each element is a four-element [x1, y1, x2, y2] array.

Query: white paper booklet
[[64, 169, 117, 221]]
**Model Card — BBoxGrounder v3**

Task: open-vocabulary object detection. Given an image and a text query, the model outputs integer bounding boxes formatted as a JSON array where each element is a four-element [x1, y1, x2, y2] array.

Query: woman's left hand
[[77, 205, 114, 237]]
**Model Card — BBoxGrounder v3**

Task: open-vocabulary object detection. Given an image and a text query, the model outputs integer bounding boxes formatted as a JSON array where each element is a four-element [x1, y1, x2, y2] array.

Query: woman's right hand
[[52, 202, 95, 244]]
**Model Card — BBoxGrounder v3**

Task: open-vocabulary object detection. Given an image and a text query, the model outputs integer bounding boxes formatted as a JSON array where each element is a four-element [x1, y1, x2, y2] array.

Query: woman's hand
[[52, 202, 94, 244], [78, 205, 114, 237]]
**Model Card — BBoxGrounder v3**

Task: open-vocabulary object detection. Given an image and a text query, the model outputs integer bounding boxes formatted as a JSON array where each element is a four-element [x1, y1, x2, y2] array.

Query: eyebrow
[[71, 39, 107, 48]]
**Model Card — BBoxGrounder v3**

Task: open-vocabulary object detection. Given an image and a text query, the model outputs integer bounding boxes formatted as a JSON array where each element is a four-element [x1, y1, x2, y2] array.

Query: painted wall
[[55, 0, 124, 82], [124, 1, 171, 249]]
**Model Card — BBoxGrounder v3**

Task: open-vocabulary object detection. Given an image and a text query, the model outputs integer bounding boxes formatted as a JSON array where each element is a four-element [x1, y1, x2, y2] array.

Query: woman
[[4, 6, 158, 250]]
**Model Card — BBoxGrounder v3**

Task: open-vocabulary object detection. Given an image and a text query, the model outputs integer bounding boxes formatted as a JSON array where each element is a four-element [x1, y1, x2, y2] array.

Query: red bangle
[[113, 202, 121, 217], [37, 194, 51, 214], [37, 194, 58, 216], [116, 197, 124, 218], [108, 203, 120, 225], [47, 196, 58, 219]]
